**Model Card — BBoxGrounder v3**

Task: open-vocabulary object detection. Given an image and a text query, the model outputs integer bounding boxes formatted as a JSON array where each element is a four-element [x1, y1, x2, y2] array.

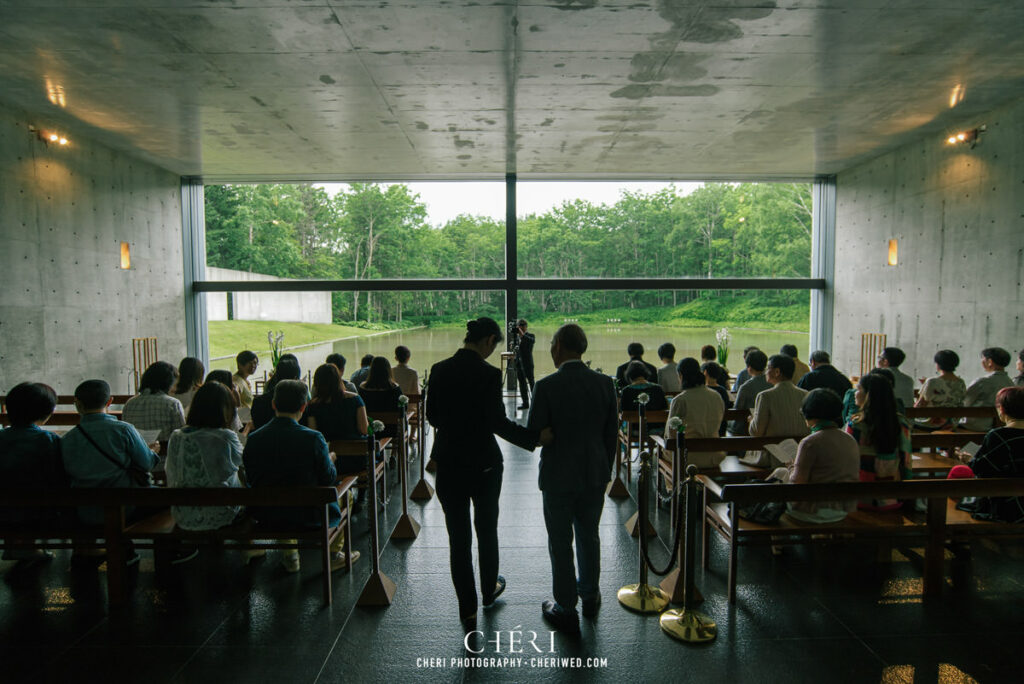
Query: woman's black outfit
[[358, 384, 403, 439], [426, 348, 538, 619]]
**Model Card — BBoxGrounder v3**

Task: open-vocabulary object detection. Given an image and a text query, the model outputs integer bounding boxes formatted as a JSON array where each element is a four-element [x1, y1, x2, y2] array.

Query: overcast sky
[[319, 181, 701, 227]]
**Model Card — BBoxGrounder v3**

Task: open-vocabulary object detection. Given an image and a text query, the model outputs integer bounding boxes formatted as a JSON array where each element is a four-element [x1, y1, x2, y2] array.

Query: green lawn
[[207, 320, 388, 359]]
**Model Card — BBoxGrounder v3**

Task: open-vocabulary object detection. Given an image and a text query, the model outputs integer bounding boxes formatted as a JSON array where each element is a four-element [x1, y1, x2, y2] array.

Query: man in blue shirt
[[242, 379, 359, 573], [62, 379, 159, 528]]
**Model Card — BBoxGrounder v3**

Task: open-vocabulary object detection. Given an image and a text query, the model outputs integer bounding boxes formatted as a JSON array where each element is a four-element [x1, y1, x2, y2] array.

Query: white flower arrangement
[[715, 327, 731, 368], [267, 329, 285, 366], [636, 392, 650, 406], [667, 416, 684, 431], [371, 420, 385, 434], [398, 395, 409, 407]]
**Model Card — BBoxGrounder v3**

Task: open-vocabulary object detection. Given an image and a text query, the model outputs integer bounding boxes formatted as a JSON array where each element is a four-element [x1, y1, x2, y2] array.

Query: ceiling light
[[944, 125, 984, 148]]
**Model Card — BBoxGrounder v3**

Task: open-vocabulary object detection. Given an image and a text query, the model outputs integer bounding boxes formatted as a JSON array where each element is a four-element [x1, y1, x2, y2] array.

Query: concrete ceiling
[[2, 1, 1022, 181]]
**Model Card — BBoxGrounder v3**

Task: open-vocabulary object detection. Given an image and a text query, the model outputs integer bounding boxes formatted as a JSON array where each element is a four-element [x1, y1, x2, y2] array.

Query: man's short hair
[[810, 350, 831, 365], [360, 354, 374, 367], [700, 361, 722, 378], [881, 347, 905, 367], [5, 382, 57, 427], [801, 388, 843, 422], [743, 346, 760, 358], [746, 350, 768, 373], [273, 379, 309, 414], [768, 354, 795, 380], [75, 379, 111, 411], [395, 345, 411, 363], [626, 342, 643, 358], [700, 344, 716, 361], [555, 324, 588, 356], [996, 386, 1024, 420], [236, 350, 258, 367], [657, 343, 675, 360], [934, 349, 960, 372], [625, 360, 648, 381], [780, 344, 799, 358], [982, 347, 1012, 368], [326, 353, 346, 371], [517, 319, 528, 329]]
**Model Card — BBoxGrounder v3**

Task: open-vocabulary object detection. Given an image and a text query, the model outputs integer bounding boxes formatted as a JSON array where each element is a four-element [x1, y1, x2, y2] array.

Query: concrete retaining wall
[[832, 96, 1024, 384], [0, 102, 186, 394], [205, 267, 331, 324]]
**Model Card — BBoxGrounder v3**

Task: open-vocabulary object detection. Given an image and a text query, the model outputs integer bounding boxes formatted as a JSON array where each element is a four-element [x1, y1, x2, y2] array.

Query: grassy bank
[[410, 295, 809, 333], [208, 320, 398, 359]]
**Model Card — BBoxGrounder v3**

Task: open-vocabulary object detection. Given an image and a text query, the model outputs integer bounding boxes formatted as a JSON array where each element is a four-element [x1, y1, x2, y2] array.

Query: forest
[[204, 182, 812, 328]]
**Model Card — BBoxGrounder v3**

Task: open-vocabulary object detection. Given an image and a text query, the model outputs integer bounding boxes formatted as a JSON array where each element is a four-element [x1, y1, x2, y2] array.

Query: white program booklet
[[138, 429, 161, 445], [960, 441, 981, 458], [763, 438, 799, 465], [238, 406, 252, 424]]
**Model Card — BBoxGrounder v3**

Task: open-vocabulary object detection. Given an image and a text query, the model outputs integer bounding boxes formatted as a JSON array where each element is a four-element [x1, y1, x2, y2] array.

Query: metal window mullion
[[181, 177, 209, 369], [809, 175, 836, 354]]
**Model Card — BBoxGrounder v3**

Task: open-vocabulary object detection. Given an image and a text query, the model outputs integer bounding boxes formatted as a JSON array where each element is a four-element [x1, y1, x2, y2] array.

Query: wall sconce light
[[120, 242, 131, 270], [945, 125, 985, 148], [28, 125, 69, 146], [887, 239, 898, 266]]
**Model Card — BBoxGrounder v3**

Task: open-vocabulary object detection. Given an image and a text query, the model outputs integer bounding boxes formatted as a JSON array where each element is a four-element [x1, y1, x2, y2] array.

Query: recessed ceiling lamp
[[28, 125, 69, 146], [945, 125, 985, 148]]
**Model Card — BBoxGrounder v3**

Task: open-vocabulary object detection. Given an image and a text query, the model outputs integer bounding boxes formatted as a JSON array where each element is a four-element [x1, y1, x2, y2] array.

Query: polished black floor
[[3, 401, 1023, 683]]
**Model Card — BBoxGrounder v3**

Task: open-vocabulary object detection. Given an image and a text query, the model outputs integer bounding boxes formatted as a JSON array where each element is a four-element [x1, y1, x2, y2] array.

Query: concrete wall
[[832, 96, 1024, 384], [0, 102, 186, 395], [205, 267, 331, 324]]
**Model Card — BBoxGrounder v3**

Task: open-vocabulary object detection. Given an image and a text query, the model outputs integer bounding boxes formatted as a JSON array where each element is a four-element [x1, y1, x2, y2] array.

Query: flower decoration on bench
[[370, 420, 385, 435], [637, 392, 650, 406], [667, 416, 684, 433], [398, 395, 409, 407]]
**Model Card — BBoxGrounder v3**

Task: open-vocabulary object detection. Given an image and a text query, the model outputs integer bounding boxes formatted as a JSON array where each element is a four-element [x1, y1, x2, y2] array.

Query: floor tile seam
[[168, 603, 244, 681], [809, 594, 891, 668]]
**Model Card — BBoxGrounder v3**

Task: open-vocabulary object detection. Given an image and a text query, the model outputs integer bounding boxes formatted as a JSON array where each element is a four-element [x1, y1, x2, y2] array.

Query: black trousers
[[436, 463, 504, 619], [516, 360, 535, 406]]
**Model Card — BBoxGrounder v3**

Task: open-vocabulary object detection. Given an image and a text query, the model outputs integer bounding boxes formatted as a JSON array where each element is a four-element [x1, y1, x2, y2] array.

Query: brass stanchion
[[660, 465, 717, 643], [617, 449, 671, 613], [660, 428, 703, 603], [391, 400, 421, 540], [410, 391, 434, 500], [625, 399, 656, 537], [358, 429, 397, 606]]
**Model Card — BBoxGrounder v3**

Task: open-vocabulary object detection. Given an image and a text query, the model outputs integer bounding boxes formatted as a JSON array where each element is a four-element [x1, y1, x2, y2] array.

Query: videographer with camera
[[511, 318, 536, 411]]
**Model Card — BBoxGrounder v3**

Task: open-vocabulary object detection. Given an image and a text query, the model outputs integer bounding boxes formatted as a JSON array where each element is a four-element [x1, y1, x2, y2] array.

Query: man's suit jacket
[[426, 348, 537, 471], [528, 360, 619, 494], [749, 381, 810, 438], [516, 331, 535, 372]]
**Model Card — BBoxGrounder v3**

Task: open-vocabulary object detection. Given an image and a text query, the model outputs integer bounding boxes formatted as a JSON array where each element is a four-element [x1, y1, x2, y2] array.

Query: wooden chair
[[619, 409, 668, 483], [329, 438, 390, 508]]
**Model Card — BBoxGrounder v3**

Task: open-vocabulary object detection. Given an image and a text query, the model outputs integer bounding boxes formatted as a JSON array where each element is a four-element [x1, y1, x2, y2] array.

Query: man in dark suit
[[797, 350, 853, 399], [513, 318, 536, 411], [243, 379, 359, 573], [615, 342, 658, 390], [528, 324, 619, 634], [426, 317, 551, 634]]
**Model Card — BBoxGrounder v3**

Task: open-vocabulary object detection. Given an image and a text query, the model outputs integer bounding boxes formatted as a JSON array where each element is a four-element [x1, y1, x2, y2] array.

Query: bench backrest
[[699, 476, 1024, 505], [0, 486, 340, 508]]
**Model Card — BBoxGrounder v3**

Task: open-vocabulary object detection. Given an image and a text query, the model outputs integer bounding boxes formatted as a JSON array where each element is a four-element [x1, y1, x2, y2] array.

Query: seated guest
[[732, 346, 760, 392], [966, 386, 1024, 522], [249, 358, 302, 431], [232, 350, 259, 409], [350, 354, 374, 387], [729, 350, 769, 436], [122, 361, 186, 442], [615, 343, 658, 389], [1015, 350, 1024, 387], [915, 349, 967, 429], [243, 379, 359, 573], [666, 358, 725, 468], [847, 368, 906, 419], [171, 357, 205, 410], [797, 350, 853, 398], [846, 374, 912, 510], [656, 343, 681, 394], [877, 347, 916, 407], [63, 379, 159, 530], [392, 345, 420, 396], [779, 344, 810, 385], [701, 361, 732, 436], [304, 364, 369, 464], [204, 370, 245, 432], [326, 353, 358, 392], [700, 345, 731, 388], [746, 354, 810, 467], [359, 356, 403, 440], [771, 389, 860, 523], [165, 382, 244, 533], [0, 382, 65, 539], [962, 347, 1014, 431], [620, 361, 668, 412]]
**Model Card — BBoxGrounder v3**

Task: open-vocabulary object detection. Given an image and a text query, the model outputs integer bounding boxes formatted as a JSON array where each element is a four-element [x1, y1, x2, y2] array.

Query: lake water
[[211, 325, 808, 385]]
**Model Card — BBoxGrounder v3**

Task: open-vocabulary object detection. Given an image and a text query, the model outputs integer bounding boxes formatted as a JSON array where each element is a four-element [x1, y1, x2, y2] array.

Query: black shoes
[[541, 600, 580, 635], [461, 613, 478, 635], [581, 594, 601, 618], [483, 575, 506, 608]]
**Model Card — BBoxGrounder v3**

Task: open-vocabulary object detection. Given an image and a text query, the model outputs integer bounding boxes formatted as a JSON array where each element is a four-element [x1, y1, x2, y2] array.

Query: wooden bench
[[619, 409, 668, 483], [0, 480, 355, 608], [329, 437, 389, 507], [698, 476, 1024, 603]]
